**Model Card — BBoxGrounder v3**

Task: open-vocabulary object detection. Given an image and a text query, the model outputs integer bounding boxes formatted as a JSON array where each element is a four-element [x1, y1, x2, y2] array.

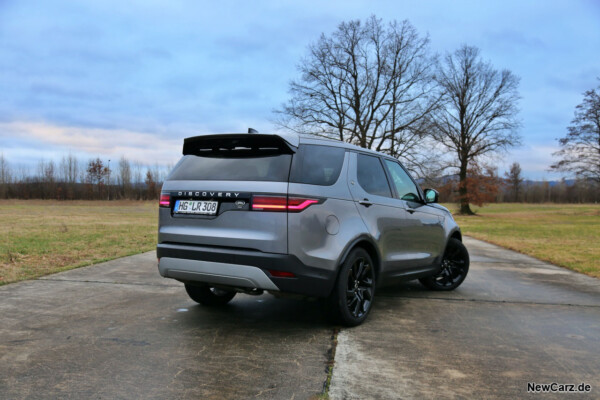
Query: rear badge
[[235, 200, 246, 209]]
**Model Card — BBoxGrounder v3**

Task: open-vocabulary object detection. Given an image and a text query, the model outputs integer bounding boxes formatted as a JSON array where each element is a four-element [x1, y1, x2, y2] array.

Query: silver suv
[[157, 132, 469, 326]]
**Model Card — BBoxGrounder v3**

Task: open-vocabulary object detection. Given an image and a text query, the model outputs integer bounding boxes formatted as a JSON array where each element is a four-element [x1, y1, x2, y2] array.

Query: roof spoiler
[[182, 133, 299, 156]]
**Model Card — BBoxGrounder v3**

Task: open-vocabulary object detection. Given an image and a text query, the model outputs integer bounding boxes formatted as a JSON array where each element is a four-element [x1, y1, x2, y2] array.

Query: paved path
[[0, 253, 333, 399], [329, 237, 600, 399], [1, 237, 599, 399]]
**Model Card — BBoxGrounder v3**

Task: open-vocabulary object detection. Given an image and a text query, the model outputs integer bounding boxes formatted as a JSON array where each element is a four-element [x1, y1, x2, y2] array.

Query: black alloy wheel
[[331, 248, 376, 326], [420, 238, 469, 291]]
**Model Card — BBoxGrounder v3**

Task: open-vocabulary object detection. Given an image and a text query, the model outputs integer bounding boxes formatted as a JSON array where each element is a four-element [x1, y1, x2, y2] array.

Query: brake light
[[159, 193, 170, 207], [252, 196, 287, 210], [252, 196, 319, 212]]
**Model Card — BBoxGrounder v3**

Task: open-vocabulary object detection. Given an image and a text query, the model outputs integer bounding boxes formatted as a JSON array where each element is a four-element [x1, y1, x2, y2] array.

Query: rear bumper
[[157, 243, 336, 297]]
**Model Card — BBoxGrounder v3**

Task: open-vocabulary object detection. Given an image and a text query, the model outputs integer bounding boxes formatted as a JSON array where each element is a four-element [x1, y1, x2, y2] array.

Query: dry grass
[[0, 200, 157, 285], [447, 203, 600, 278], [2, 200, 598, 285]]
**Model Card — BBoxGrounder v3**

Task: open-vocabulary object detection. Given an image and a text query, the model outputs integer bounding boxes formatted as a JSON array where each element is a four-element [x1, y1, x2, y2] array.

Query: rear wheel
[[419, 238, 469, 291], [330, 248, 376, 326], [185, 284, 236, 306]]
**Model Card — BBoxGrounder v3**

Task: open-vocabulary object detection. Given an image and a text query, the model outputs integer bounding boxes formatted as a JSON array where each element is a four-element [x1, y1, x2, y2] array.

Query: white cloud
[[497, 144, 566, 180], [0, 121, 182, 166]]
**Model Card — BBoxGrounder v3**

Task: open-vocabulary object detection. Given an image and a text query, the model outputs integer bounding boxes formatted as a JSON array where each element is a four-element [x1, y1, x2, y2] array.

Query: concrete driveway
[[1, 237, 599, 399]]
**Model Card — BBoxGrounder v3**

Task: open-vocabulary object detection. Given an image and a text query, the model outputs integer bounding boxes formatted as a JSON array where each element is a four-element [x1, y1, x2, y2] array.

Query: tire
[[330, 248, 376, 327], [419, 238, 469, 291], [184, 284, 236, 306]]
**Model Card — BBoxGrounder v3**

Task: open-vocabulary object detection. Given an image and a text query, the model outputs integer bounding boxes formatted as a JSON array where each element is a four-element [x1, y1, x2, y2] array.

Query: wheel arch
[[431, 229, 463, 267], [336, 235, 381, 281], [449, 229, 462, 242]]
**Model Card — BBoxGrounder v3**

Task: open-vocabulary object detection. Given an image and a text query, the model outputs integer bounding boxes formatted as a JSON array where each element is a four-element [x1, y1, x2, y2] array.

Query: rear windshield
[[289, 144, 346, 186], [168, 154, 292, 181]]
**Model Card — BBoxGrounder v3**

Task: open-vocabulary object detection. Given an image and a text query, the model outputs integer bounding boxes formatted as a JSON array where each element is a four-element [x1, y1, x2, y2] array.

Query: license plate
[[174, 200, 218, 215]]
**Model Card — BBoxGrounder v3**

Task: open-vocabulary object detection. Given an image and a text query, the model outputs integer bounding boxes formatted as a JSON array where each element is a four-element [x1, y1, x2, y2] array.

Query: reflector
[[268, 270, 296, 278]]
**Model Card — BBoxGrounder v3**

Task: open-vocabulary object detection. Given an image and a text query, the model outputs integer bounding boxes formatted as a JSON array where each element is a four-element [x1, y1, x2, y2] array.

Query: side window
[[289, 144, 346, 186], [383, 160, 421, 202], [357, 154, 392, 197]]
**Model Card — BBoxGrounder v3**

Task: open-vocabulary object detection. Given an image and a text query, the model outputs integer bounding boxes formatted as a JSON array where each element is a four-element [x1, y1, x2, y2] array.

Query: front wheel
[[185, 284, 236, 306], [419, 238, 469, 291], [330, 248, 376, 326]]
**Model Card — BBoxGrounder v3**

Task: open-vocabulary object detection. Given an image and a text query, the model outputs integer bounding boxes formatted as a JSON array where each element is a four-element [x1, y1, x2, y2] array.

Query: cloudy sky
[[1, 0, 599, 179]]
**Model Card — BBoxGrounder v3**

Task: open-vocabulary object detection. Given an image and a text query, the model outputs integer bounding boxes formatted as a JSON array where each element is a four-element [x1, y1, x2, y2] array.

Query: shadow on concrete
[[181, 294, 332, 328]]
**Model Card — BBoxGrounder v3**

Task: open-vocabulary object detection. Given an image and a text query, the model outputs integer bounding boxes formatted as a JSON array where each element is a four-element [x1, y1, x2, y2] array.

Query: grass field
[[0, 200, 157, 285], [1, 201, 598, 285], [446, 203, 600, 278]]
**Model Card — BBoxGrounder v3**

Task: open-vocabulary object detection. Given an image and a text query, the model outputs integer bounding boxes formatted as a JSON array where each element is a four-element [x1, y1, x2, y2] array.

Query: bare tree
[[430, 45, 521, 214], [60, 153, 79, 199], [504, 162, 524, 202], [145, 169, 158, 200], [60, 153, 79, 184], [275, 16, 440, 174], [118, 156, 132, 199], [86, 158, 110, 199], [550, 82, 600, 183], [36, 159, 46, 182], [44, 160, 56, 184], [35, 159, 56, 199], [0, 153, 11, 198]]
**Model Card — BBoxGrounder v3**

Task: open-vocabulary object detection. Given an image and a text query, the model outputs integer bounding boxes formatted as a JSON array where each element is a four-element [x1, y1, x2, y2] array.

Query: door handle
[[358, 199, 373, 207], [406, 208, 416, 214]]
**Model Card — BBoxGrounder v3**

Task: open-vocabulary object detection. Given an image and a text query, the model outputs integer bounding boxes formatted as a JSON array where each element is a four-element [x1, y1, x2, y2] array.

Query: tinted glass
[[168, 154, 292, 181], [289, 144, 346, 186], [357, 154, 392, 197], [384, 160, 421, 202]]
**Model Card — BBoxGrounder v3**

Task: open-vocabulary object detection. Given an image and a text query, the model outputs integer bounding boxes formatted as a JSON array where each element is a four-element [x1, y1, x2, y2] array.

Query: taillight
[[159, 193, 170, 207], [252, 196, 287, 211], [252, 196, 319, 212], [287, 198, 319, 211]]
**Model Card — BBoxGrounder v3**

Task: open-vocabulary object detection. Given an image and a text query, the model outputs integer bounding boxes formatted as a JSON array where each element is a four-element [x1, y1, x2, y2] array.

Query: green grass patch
[[445, 203, 600, 278], [0, 200, 157, 285], [2, 200, 597, 285]]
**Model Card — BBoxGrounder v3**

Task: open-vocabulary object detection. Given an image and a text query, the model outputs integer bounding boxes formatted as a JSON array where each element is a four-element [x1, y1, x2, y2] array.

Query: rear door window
[[289, 144, 346, 186], [357, 154, 392, 197]]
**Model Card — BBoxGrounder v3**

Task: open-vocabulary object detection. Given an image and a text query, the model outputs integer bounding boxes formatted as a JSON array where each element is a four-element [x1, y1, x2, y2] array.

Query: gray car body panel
[[346, 151, 446, 276], [159, 257, 279, 290], [287, 151, 369, 273], [157, 132, 462, 296], [160, 180, 289, 254]]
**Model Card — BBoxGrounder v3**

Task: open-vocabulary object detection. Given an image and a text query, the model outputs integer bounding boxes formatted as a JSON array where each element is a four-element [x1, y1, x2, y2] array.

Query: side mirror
[[424, 188, 439, 204]]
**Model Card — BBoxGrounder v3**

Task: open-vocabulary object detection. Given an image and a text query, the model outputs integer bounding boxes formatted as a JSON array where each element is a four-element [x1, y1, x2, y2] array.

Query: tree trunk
[[458, 160, 473, 215]]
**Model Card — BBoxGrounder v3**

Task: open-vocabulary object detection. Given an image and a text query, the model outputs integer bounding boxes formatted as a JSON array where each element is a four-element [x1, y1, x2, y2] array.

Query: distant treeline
[[0, 154, 170, 200], [432, 176, 600, 204], [0, 153, 598, 203]]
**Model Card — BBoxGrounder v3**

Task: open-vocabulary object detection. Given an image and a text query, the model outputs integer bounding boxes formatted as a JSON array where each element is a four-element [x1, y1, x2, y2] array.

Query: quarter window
[[289, 144, 346, 186], [384, 160, 421, 202], [357, 154, 392, 197]]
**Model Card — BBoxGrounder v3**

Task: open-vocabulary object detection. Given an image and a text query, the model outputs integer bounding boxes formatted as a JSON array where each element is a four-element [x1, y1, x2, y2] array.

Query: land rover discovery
[[157, 132, 469, 326]]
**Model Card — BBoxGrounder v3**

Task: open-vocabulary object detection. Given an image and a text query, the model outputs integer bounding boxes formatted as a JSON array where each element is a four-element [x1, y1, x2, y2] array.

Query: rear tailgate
[[159, 133, 296, 254]]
